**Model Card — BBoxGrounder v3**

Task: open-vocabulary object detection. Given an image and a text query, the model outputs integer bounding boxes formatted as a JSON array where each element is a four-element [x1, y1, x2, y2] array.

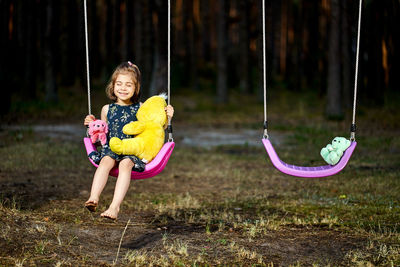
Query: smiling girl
[[83, 62, 174, 220]]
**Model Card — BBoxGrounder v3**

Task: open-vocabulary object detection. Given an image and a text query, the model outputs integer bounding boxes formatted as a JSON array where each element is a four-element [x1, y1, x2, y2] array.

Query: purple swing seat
[[84, 137, 174, 180], [262, 138, 357, 178]]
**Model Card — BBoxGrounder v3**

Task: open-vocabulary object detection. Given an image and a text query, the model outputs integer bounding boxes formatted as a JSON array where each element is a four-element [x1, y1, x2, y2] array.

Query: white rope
[[351, 0, 363, 141], [168, 0, 171, 107], [167, 0, 173, 142], [262, 0, 268, 139], [84, 0, 91, 116], [84, 0, 172, 141], [261, 0, 362, 141]]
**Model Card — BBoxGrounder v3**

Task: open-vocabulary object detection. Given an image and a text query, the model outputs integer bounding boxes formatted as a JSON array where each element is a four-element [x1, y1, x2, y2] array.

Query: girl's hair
[[106, 61, 141, 103]]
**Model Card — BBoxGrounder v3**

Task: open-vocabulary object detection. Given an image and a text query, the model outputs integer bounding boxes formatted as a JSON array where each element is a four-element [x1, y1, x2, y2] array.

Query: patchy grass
[[0, 91, 399, 266]]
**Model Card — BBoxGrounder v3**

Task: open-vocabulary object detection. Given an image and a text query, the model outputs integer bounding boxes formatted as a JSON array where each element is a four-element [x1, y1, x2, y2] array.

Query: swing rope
[[83, 0, 173, 142], [262, 0, 268, 139], [351, 0, 363, 142], [84, 0, 91, 116], [262, 0, 362, 142], [167, 0, 173, 142], [82, 0, 175, 180]]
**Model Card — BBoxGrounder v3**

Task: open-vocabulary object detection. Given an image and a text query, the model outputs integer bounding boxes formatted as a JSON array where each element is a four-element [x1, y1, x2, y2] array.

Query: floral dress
[[88, 102, 145, 172]]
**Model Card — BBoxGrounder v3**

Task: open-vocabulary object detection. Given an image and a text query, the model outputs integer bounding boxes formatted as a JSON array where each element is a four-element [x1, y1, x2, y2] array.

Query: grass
[[0, 89, 399, 266]]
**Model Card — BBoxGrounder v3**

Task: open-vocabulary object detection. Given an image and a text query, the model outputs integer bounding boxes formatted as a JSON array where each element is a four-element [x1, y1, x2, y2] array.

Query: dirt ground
[[0, 121, 398, 266], [0, 172, 366, 266]]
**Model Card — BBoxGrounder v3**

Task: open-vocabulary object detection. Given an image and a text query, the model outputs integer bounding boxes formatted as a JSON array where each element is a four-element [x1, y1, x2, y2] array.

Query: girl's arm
[[84, 104, 109, 126], [100, 104, 109, 122], [164, 105, 174, 129], [84, 115, 95, 126]]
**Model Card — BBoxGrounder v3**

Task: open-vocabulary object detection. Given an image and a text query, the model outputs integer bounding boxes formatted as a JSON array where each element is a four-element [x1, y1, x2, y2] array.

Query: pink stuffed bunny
[[88, 119, 108, 146]]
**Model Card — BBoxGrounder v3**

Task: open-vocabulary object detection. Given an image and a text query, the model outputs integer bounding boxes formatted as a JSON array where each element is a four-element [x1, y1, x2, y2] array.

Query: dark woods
[[1, 0, 400, 118]]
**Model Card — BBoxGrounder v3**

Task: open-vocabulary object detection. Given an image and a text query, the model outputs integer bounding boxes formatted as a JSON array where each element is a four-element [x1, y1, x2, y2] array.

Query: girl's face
[[114, 74, 136, 105]]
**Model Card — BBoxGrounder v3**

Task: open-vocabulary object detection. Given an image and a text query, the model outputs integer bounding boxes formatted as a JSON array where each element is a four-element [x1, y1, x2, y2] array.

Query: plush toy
[[88, 119, 108, 146], [109, 93, 168, 163], [320, 137, 351, 165]]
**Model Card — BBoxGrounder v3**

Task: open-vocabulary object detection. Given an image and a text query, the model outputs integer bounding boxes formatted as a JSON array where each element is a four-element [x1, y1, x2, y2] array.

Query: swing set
[[260, 0, 362, 178], [82, 0, 362, 179], [82, 0, 174, 180]]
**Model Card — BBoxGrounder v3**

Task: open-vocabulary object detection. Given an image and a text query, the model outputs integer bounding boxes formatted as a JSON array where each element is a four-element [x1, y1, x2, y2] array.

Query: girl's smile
[[114, 74, 136, 104]]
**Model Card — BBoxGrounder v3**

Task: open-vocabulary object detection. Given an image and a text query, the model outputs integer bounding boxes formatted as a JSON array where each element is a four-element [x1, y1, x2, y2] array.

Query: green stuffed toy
[[320, 137, 351, 165]]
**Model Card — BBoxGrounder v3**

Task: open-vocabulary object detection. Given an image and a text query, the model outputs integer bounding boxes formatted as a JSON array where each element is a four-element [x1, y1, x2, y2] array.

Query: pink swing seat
[[262, 138, 357, 178], [84, 137, 174, 180]]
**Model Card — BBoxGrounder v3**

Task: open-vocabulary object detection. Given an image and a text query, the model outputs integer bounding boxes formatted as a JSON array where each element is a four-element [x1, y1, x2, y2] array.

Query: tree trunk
[[191, 0, 200, 90], [279, 0, 288, 76], [0, 0, 12, 115], [326, 0, 342, 118], [303, 0, 320, 90], [209, 1, 217, 63], [44, 0, 58, 102], [288, 1, 301, 90], [120, 0, 128, 61], [256, 0, 264, 102], [388, 0, 400, 94], [60, 0, 77, 86], [97, 0, 108, 82], [109, 0, 119, 64], [126, 0, 135, 60], [133, 0, 143, 68], [24, 0, 37, 98], [318, 0, 330, 96], [368, 1, 384, 105], [238, 0, 250, 94], [150, 0, 168, 96], [200, 0, 211, 62], [271, 0, 281, 76], [142, 0, 154, 97], [182, 0, 193, 87], [341, 0, 352, 110], [216, 0, 228, 103]]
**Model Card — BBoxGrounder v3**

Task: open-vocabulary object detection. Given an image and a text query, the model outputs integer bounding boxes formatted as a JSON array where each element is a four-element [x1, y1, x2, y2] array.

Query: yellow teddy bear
[[109, 93, 167, 163]]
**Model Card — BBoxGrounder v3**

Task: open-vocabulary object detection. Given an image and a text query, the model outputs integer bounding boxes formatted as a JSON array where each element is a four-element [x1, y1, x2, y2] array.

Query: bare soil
[[0, 122, 396, 266]]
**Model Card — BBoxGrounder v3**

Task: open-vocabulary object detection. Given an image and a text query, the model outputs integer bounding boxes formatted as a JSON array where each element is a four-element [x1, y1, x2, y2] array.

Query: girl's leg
[[101, 158, 134, 219], [85, 156, 116, 209]]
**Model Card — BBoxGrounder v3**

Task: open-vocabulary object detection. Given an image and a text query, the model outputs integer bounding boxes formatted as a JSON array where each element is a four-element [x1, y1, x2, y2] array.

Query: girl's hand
[[84, 114, 96, 126], [165, 105, 174, 119]]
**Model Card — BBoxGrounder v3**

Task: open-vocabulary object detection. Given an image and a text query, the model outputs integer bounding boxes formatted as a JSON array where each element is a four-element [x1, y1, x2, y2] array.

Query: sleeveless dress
[[88, 102, 145, 172]]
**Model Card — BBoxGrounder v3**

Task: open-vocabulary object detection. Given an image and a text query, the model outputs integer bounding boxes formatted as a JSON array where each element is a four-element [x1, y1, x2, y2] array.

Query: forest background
[[1, 0, 399, 121]]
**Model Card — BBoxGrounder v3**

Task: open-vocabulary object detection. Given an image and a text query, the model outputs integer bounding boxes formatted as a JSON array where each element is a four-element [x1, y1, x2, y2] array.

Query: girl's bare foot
[[100, 206, 119, 220], [85, 198, 98, 212]]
